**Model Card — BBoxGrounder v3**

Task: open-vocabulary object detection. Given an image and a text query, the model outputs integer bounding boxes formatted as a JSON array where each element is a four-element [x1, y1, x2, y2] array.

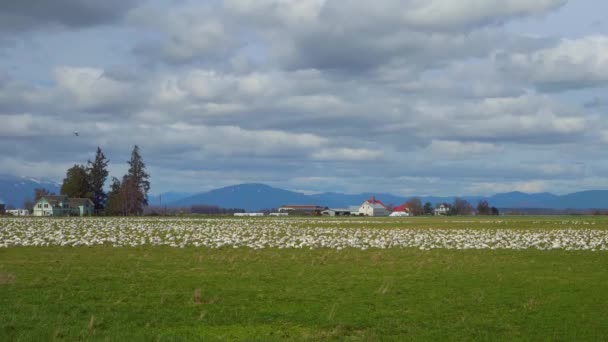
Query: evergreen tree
[[87, 147, 109, 212], [423, 202, 433, 215], [126, 145, 150, 214], [61, 164, 92, 199], [105, 177, 123, 216]]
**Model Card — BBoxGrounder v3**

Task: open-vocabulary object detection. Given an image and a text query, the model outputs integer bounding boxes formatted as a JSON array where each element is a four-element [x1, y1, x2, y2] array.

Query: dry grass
[[192, 288, 202, 304], [0, 272, 15, 285]]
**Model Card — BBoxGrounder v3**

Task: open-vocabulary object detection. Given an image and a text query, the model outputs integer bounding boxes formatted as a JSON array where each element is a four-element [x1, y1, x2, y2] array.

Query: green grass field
[[1, 216, 608, 340]]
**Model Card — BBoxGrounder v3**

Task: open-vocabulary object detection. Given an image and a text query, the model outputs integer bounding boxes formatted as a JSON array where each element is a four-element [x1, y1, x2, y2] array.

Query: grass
[[1, 244, 608, 340]]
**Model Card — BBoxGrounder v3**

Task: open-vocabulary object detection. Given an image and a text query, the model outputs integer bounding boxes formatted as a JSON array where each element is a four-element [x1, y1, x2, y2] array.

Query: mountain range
[[0, 175, 61, 208], [2, 176, 608, 211], [157, 183, 608, 212]]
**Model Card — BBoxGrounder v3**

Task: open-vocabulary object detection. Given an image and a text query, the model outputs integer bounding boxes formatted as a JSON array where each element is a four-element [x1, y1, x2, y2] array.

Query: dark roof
[[69, 198, 93, 208], [280, 205, 324, 209], [40, 196, 68, 205]]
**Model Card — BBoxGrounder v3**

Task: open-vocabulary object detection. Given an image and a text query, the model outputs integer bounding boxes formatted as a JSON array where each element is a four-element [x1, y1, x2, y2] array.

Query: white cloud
[[428, 140, 502, 156], [469, 181, 547, 194], [506, 35, 608, 91], [53, 66, 137, 112], [402, 0, 566, 31], [1, 0, 606, 196], [312, 148, 383, 161]]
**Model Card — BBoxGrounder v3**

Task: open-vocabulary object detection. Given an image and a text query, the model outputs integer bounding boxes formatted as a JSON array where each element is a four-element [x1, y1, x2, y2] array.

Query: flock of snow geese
[[1, 217, 607, 251]]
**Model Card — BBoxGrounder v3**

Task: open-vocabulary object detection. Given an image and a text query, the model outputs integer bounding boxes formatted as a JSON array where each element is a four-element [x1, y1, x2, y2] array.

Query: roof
[[393, 204, 411, 212], [364, 196, 386, 208], [69, 198, 94, 208], [280, 205, 324, 209], [39, 196, 68, 205]]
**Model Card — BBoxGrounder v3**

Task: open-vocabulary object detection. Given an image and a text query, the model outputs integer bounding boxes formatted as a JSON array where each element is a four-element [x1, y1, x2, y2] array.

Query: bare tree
[[476, 200, 491, 215], [406, 197, 424, 216], [452, 198, 474, 216]]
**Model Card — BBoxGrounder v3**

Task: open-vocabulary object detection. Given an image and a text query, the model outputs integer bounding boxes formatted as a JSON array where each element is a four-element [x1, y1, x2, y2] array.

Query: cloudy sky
[[1, 0, 607, 196]]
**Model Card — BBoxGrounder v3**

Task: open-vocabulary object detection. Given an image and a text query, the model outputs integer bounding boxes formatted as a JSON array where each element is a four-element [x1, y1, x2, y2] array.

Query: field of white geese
[[1, 217, 608, 251]]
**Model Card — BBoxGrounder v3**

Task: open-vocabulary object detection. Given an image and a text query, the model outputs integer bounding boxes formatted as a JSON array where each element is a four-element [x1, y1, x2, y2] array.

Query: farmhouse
[[32, 196, 94, 217], [435, 204, 450, 216], [358, 196, 389, 216]]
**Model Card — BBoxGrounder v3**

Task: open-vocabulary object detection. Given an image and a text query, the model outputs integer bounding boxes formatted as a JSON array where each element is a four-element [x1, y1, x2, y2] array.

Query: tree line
[[26, 145, 150, 216], [397, 197, 499, 216]]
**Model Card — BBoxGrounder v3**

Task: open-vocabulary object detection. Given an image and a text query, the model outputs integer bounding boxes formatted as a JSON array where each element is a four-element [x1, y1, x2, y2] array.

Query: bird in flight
[[74, 131, 79, 136]]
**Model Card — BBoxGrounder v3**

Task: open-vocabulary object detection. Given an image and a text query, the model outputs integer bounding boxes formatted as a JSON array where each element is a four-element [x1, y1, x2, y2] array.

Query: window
[[44, 204, 48, 208], [37, 204, 42, 208]]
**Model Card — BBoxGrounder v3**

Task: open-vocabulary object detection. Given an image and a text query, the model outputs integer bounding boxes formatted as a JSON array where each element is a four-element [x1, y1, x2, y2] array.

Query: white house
[[434, 204, 450, 216], [358, 196, 389, 216], [33, 196, 94, 217]]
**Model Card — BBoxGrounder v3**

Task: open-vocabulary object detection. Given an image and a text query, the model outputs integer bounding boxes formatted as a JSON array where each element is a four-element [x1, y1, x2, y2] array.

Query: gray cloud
[[0, 0, 140, 32], [3, 0, 607, 196]]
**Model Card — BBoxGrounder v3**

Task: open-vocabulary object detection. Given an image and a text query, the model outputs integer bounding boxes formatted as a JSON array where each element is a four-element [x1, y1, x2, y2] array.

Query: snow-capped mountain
[[0, 175, 60, 208]]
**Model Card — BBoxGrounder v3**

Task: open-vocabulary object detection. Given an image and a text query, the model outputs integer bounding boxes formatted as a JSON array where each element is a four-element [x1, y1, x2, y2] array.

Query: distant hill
[[171, 184, 312, 211], [0, 175, 61, 208], [167, 183, 608, 211], [3, 176, 608, 212], [148, 192, 194, 207]]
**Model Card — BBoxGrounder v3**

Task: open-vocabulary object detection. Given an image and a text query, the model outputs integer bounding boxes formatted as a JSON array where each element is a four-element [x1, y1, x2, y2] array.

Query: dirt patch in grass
[[0, 272, 15, 285]]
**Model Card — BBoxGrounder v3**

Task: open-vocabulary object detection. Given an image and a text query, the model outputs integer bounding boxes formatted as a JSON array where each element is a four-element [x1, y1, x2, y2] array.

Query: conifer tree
[[105, 177, 123, 216], [125, 145, 150, 214], [87, 147, 109, 212]]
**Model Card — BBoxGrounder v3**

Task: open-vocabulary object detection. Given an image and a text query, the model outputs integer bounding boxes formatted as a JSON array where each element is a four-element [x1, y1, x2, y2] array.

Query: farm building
[[322, 208, 352, 216], [392, 204, 412, 217], [358, 196, 389, 216], [348, 206, 363, 216], [6, 209, 29, 216], [278, 205, 326, 216], [234, 213, 265, 217], [32, 196, 94, 217]]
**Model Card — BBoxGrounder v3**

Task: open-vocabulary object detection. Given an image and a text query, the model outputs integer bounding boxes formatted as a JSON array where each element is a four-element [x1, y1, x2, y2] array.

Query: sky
[[1, 0, 608, 196]]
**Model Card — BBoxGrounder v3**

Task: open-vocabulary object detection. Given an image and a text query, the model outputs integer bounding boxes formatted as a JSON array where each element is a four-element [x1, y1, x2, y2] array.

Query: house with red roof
[[359, 196, 389, 216]]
